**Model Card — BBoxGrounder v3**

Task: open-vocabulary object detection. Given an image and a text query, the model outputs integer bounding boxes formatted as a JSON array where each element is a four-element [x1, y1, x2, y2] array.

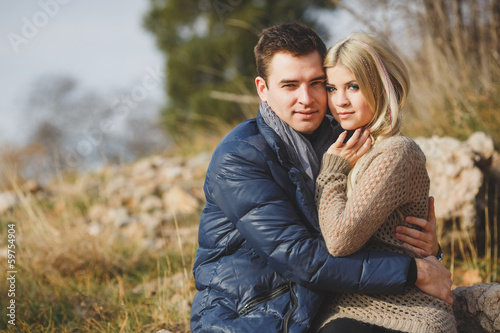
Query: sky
[[0, 1, 370, 147], [0, 0, 165, 146]]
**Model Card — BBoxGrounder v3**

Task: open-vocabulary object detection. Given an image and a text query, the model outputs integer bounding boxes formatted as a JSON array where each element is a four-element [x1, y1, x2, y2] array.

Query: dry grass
[[0, 162, 198, 333]]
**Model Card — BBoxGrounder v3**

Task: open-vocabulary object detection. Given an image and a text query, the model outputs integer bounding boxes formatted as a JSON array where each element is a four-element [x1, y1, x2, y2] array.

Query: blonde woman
[[314, 32, 457, 333]]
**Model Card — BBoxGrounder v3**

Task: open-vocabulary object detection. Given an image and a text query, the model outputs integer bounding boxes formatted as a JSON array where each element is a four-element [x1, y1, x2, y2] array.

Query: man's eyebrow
[[311, 75, 326, 82], [278, 79, 299, 84], [278, 75, 326, 84]]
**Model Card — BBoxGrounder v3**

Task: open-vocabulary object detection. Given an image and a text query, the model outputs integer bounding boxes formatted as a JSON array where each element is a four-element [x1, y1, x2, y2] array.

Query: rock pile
[[414, 132, 499, 244], [0, 151, 213, 249], [84, 152, 212, 246]]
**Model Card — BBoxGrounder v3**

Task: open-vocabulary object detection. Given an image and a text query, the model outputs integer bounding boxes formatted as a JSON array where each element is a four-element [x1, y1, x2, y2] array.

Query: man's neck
[[302, 126, 322, 146]]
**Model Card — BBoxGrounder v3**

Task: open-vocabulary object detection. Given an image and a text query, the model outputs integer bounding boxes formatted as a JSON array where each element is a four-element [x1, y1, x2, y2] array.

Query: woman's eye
[[326, 86, 336, 93], [349, 84, 360, 91]]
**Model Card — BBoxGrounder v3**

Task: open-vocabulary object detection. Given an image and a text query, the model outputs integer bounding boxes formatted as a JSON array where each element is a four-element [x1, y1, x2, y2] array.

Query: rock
[[104, 207, 132, 228], [185, 151, 212, 179], [132, 158, 157, 182], [137, 211, 163, 236], [414, 133, 491, 237], [162, 186, 199, 216], [129, 183, 157, 211], [467, 132, 496, 162], [87, 221, 103, 236], [88, 204, 107, 222], [139, 195, 163, 213], [160, 164, 184, 183], [22, 179, 42, 193], [104, 176, 129, 197], [0, 191, 18, 214], [453, 283, 500, 333]]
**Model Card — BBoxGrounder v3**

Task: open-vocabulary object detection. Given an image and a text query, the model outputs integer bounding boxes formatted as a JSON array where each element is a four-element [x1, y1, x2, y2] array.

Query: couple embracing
[[191, 22, 456, 333]]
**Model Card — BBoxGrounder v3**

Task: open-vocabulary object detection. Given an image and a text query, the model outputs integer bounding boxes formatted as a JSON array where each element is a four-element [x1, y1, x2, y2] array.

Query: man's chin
[[294, 123, 321, 135]]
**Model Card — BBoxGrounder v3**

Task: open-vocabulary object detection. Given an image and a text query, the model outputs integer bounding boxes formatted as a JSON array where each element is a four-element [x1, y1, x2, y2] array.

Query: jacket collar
[[256, 111, 338, 233]]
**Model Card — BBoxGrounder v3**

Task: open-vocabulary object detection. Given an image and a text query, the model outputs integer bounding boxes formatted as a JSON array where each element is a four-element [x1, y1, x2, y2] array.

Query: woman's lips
[[337, 112, 354, 119]]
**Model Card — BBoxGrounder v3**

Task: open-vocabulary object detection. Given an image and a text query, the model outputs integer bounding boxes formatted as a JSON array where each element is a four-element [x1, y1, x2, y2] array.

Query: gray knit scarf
[[259, 101, 320, 194]]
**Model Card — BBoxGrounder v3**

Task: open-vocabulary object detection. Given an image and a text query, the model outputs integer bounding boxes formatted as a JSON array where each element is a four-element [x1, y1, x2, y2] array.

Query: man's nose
[[298, 86, 314, 105]]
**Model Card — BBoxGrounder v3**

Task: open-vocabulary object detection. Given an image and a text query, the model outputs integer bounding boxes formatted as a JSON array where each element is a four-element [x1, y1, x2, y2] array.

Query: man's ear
[[255, 76, 268, 102]]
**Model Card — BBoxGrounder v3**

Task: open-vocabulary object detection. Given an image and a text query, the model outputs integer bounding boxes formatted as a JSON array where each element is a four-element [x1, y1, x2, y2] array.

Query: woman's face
[[326, 65, 374, 130]]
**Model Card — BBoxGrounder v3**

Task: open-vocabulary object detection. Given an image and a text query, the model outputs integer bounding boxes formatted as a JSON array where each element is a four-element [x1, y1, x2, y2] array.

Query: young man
[[191, 22, 451, 333]]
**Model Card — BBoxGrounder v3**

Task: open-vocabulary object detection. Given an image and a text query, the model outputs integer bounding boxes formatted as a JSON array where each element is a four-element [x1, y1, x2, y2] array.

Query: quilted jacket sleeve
[[209, 138, 411, 294]]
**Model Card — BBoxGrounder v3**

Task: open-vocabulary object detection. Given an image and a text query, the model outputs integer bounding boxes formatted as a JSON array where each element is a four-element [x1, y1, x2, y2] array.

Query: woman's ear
[[255, 76, 268, 102]]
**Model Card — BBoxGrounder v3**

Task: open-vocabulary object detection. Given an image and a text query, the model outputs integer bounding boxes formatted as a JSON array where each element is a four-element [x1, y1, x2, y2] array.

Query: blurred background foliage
[[144, 0, 500, 147], [143, 0, 336, 142]]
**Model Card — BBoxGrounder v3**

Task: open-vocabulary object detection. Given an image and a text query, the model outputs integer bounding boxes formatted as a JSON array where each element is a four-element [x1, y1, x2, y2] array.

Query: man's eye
[[312, 80, 325, 86]]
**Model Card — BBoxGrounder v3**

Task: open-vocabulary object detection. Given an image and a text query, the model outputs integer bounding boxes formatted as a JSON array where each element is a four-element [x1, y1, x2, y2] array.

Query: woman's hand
[[396, 197, 440, 257], [327, 128, 371, 166]]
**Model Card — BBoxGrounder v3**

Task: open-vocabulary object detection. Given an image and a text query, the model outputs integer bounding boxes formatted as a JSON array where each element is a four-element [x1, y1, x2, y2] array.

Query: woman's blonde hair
[[324, 31, 410, 143]]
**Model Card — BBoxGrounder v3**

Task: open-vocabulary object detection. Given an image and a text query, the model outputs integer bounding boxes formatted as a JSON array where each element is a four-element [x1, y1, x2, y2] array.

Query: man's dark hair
[[254, 22, 327, 82]]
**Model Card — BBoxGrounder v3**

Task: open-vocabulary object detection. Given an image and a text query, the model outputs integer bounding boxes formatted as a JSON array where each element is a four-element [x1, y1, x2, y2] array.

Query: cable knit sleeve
[[315, 139, 414, 257]]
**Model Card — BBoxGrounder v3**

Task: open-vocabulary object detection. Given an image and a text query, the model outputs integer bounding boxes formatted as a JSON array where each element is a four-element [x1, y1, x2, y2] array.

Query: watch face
[[436, 245, 443, 261]]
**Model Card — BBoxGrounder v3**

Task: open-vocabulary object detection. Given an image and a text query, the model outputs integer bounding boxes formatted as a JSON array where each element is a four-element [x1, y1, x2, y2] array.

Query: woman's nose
[[335, 90, 349, 107]]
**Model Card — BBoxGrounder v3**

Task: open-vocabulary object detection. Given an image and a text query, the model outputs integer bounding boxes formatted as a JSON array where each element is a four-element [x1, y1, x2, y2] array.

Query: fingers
[[396, 225, 432, 242], [331, 131, 347, 149], [428, 196, 436, 227], [357, 132, 372, 156], [397, 239, 432, 257], [343, 128, 362, 149], [396, 224, 433, 257], [405, 216, 432, 232], [396, 232, 429, 250], [400, 243, 427, 257], [326, 128, 371, 165], [352, 128, 370, 149]]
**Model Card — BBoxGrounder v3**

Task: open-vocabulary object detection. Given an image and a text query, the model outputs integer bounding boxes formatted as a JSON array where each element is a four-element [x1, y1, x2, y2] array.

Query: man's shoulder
[[216, 118, 272, 152], [221, 118, 260, 143]]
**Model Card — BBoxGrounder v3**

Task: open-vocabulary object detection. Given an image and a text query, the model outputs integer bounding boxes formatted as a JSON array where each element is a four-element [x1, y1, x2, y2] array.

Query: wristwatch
[[436, 244, 443, 261]]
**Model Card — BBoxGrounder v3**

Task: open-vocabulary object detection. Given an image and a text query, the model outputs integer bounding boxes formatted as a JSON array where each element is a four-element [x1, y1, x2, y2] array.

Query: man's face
[[255, 51, 327, 134]]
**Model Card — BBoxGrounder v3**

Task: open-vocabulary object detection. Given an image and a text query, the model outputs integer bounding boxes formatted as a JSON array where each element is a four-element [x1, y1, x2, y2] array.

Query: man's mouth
[[295, 110, 318, 119]]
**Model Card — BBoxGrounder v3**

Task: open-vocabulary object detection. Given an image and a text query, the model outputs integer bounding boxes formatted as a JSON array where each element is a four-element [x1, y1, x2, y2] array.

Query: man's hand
[[415, 256, 453, 306], [326, 128, 371, 166], [396, 197, 439, 257]]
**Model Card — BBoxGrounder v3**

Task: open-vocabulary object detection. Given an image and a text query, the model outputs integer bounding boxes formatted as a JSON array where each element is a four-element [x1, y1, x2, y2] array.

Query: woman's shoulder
[[377, 135, 426, 160], [378, 135, 420, 149]]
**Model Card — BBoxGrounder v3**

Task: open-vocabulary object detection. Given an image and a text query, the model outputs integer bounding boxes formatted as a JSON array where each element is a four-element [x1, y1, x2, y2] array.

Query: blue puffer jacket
[[191, 113, 412, 333]]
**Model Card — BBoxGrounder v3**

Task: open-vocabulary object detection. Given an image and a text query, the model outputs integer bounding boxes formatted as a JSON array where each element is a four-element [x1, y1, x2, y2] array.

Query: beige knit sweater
[[313, 135, 457, 333]]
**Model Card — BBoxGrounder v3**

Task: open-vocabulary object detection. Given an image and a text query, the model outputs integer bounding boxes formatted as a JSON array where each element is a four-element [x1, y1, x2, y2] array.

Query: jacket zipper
[[282, 281, 298, 333], [238, 284, 290, 316]]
